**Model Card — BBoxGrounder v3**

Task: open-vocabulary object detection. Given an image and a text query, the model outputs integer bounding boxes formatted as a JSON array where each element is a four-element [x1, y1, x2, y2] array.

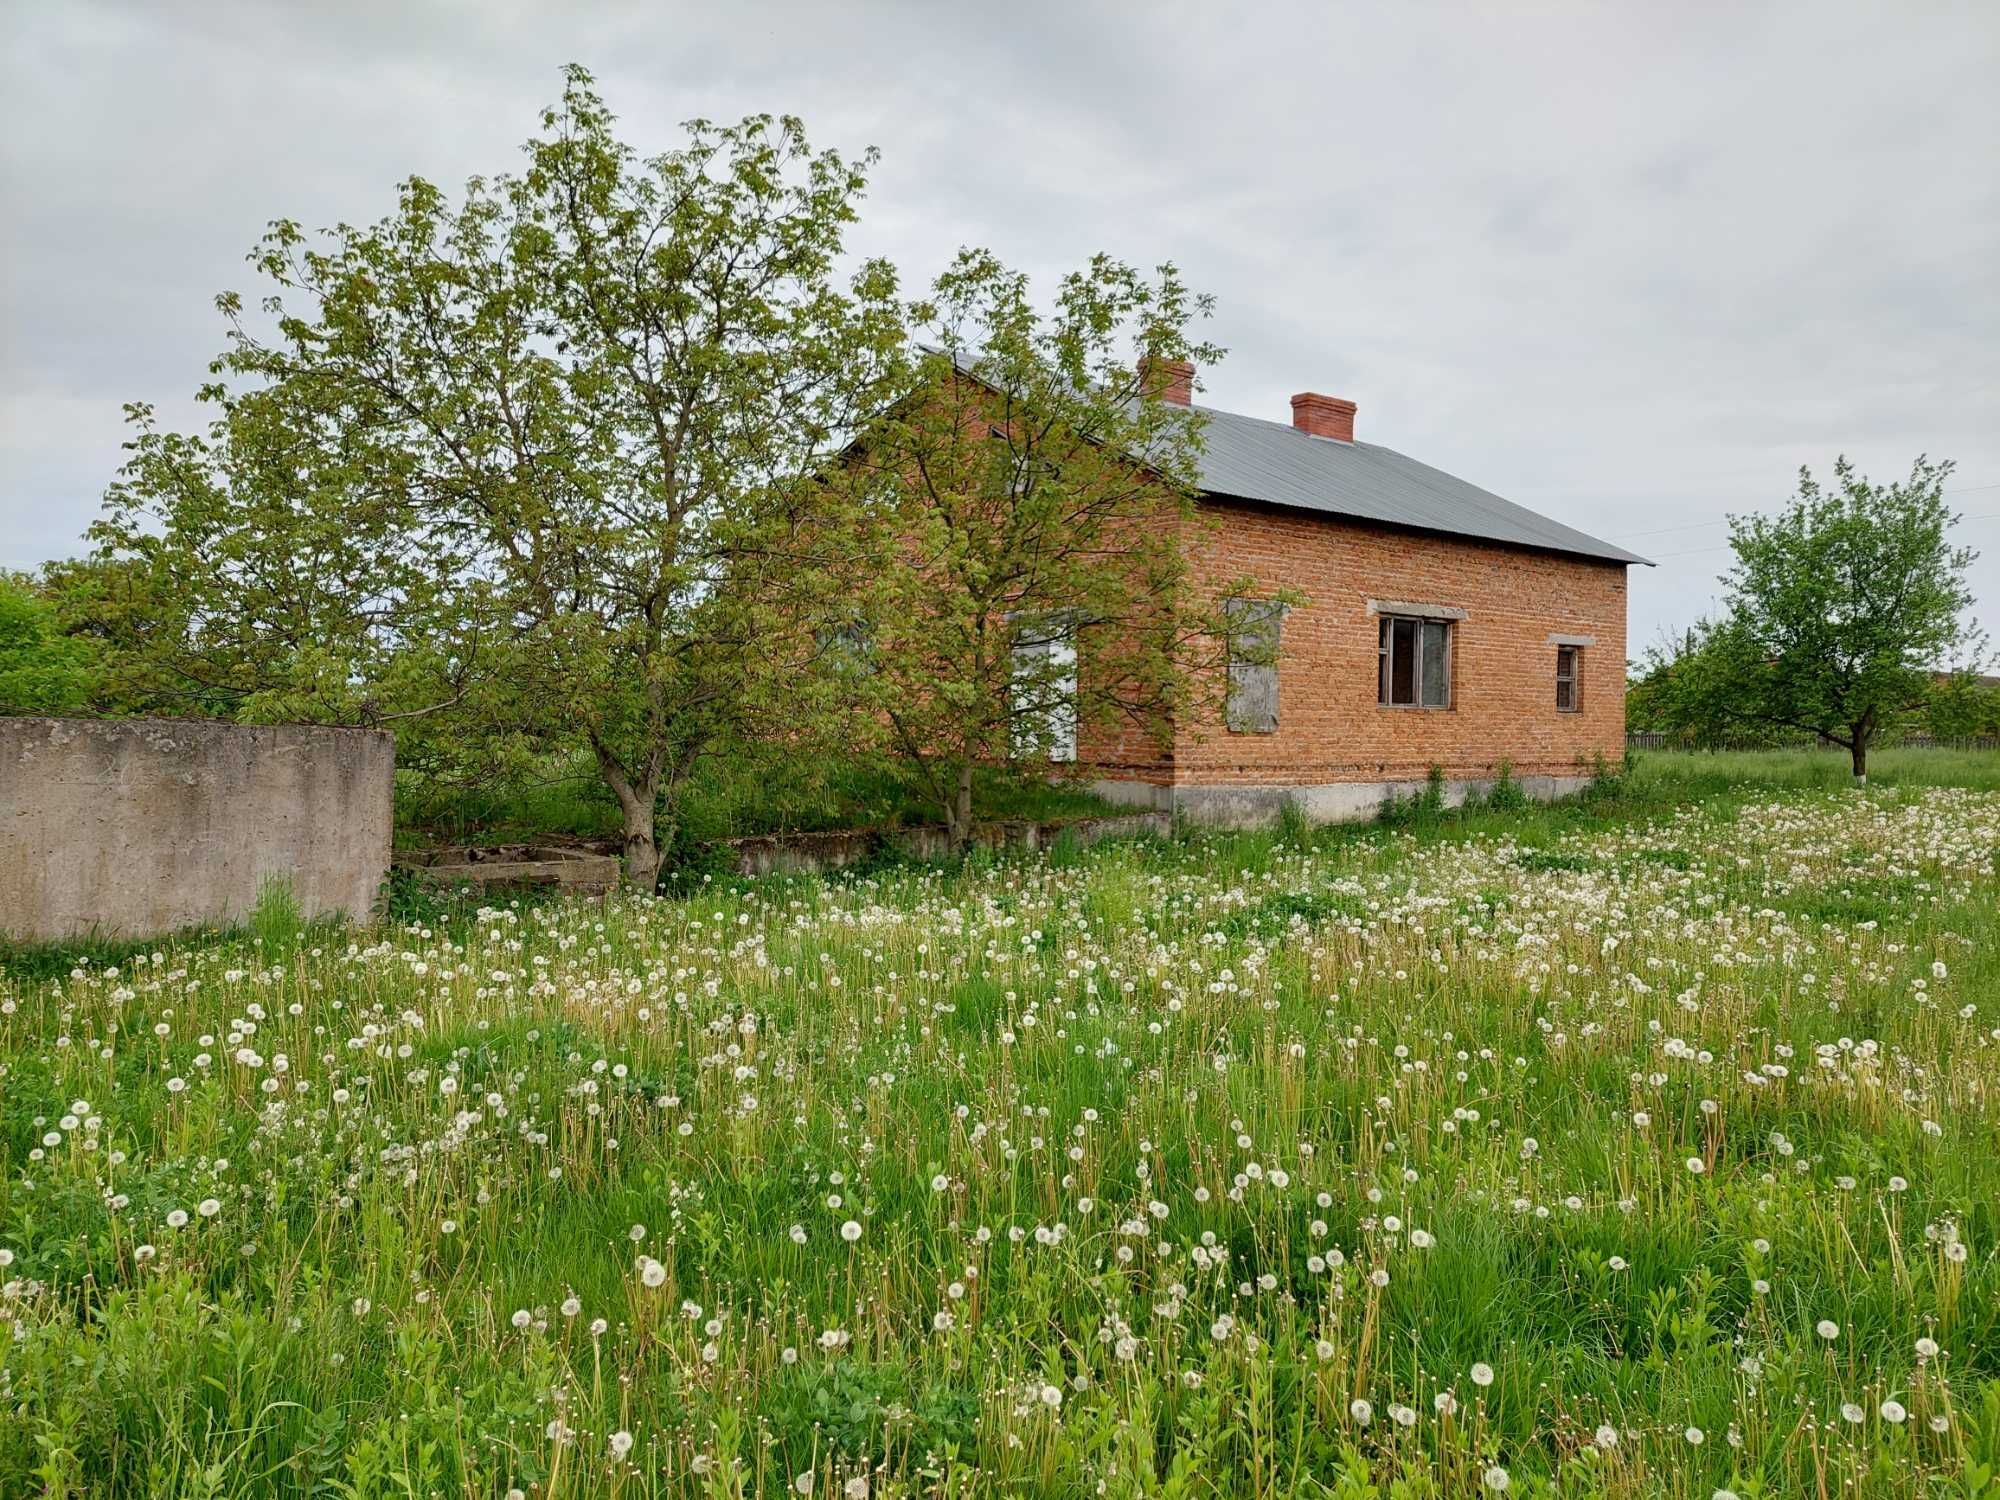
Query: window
[[1555, 644, 1580, 712], [1378, 615, 1451, 708], [816, 620, 872, 672], [1225, 599, 1285, 733], [1010, 627, 1077, 762]]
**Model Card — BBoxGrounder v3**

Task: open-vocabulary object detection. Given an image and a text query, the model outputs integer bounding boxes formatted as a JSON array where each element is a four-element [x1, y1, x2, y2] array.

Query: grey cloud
[[4, 0, 1997, 655]]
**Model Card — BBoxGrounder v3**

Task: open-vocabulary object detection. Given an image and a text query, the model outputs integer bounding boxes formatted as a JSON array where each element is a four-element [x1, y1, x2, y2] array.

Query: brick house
[[1077, 360, 1650, 824]]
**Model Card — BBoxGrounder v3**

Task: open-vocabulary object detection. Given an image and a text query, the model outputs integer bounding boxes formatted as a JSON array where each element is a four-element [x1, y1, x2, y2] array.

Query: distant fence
[[1627, 731, 1998, 752], [0, 716, 393, 943]]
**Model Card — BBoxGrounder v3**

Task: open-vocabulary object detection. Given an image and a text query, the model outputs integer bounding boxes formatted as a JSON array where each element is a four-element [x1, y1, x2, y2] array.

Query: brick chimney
[[1139, 357, 1195, 406], [1291, 392, 1357, 442]]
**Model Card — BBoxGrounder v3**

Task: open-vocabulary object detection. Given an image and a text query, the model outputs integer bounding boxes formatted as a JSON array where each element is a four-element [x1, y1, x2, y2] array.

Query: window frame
[[1009, 618, 1078, 763], [1223, 597, 1285, 734], [1555, 644, 1581, 713], [1377, 613, 1452, 710], [816, 619, 873, 674]]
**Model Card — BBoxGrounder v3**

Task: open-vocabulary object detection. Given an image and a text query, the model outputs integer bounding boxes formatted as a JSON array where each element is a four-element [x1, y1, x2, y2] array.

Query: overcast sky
[[4, 0, 1997, 654]]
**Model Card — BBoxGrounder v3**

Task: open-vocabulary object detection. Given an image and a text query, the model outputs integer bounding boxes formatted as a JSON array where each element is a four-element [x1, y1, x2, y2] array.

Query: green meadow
[[3, 753, 1998, 1498]]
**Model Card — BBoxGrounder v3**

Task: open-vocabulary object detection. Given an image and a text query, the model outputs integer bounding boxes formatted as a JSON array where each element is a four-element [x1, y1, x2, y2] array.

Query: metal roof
[[920, 346, 1648, 566], [1188, 402, 1651, 566]]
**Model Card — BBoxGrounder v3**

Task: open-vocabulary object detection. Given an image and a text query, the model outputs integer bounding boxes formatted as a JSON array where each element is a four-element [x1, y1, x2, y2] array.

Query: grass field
[[3, 753, 1998, 1497]]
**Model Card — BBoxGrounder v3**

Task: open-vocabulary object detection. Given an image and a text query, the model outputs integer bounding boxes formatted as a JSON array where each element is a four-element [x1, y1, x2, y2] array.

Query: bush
[[1378, 765, 1447, 831], [1482, 759, 1530, 814], [1275, 798, 1312, 846], [0, 573, 101, 714]]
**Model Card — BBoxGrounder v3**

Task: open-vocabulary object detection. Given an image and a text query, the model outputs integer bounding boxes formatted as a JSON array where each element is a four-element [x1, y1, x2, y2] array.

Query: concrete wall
[[0, 717, 393, 942]]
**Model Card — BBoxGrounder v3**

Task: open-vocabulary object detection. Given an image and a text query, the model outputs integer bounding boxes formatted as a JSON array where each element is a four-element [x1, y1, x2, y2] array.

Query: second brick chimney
[[1139, 357, 1195, 406], [1290, 392, 1357, 442]]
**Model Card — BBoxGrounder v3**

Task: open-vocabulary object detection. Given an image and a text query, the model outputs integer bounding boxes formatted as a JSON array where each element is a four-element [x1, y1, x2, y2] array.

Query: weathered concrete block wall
[[0, 717, 393, 942], [727, 812, 1171, 877]]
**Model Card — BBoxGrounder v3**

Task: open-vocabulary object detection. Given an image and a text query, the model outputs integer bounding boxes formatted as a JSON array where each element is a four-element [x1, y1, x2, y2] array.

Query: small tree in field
[[1643, 456, 1981, 780], [831, 249, 1269, 845], [92, 67, 901, 889]]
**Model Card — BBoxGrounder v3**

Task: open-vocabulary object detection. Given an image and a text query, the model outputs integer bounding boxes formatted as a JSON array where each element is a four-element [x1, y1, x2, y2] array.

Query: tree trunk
[[1850, 729, 1868, 785], [621, 802, 661, 894], [591, 736, 662, 893], [945, 760, 975, 850]]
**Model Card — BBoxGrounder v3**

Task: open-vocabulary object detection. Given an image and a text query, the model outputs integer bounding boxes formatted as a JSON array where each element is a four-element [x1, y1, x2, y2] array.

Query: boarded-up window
[[1225, 599, 1285, 734], [1555, 645, 1580, 712], [1011, 627, 1077, 762], [1378, 615, 1451, 708]]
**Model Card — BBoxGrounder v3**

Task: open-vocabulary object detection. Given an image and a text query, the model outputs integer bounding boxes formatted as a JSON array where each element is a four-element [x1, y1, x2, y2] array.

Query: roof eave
[[1196, 488, 1654, 568]]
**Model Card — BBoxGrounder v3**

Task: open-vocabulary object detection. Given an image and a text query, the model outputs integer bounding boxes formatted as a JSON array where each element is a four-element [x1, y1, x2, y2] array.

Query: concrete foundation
[[727, 812, 1171, 877], [1088, 774, 1594, 829], [0, 716, 393, 942], [395, 844, 621, 896]]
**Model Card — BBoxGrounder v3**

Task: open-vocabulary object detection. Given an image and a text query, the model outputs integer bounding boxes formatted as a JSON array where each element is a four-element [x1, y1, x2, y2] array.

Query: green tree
[[1622, 648, 1676, 736], [1926, 671, 2000, 742], [830, 249, 1271, 846], [92, 67, 901, 889], [34, 554, 206, 716], [0, 572, 101, 714], [1642, 456, 1982, 779]]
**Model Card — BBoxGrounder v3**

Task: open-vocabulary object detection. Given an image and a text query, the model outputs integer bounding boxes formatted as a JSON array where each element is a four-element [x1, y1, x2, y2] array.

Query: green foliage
[[245, 878, 304, 954], [393, 748, 1119, 869], [0, 572, 100, 714], [1927, 674, 2000, 742], [87, 66, 904, 891], [1636, 744, 2000, 795], [50, 75, 1293, 873], [1482, 759, 1531, 814], [4, 756, 1998, 1496], [1639, 457, 1984, 777], [1379, 764, 1448, 830], [828, 249, 1280, 845], [2, 754, 1998, 1495], [1275, 797, 1313, 846]]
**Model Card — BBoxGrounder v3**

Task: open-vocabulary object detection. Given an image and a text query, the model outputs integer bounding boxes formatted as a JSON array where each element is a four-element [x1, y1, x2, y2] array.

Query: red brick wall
[[1083, 500, 1629, 787]]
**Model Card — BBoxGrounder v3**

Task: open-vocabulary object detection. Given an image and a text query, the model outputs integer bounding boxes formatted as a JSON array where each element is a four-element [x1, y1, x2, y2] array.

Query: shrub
[[1483, 759, 1530, 814], [1275, 798, 1313, 846], [1379, 765, 1447, 831]]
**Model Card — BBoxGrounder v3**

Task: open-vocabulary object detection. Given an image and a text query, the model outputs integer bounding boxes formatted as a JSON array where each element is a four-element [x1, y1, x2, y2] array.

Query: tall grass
[[1630, 744, 2000, 794], [3, 754, 1997, 1497]]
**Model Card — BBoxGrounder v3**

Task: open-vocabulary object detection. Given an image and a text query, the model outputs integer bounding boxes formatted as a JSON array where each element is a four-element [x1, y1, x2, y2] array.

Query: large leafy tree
[[93, 67, 901, 889], [1642, 456, 1982, 779], [829, 250, 1269, 845]]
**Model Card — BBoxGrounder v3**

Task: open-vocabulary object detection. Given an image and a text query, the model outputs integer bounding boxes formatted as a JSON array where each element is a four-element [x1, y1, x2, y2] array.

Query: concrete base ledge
[[727, 812, 1171, 877], [1088, 775, 1595, 829], [396, 844, 621, 895]]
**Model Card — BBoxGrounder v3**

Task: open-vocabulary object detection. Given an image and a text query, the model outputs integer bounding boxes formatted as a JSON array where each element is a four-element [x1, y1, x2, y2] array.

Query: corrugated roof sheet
[[1188, 403, 1651, 566]]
